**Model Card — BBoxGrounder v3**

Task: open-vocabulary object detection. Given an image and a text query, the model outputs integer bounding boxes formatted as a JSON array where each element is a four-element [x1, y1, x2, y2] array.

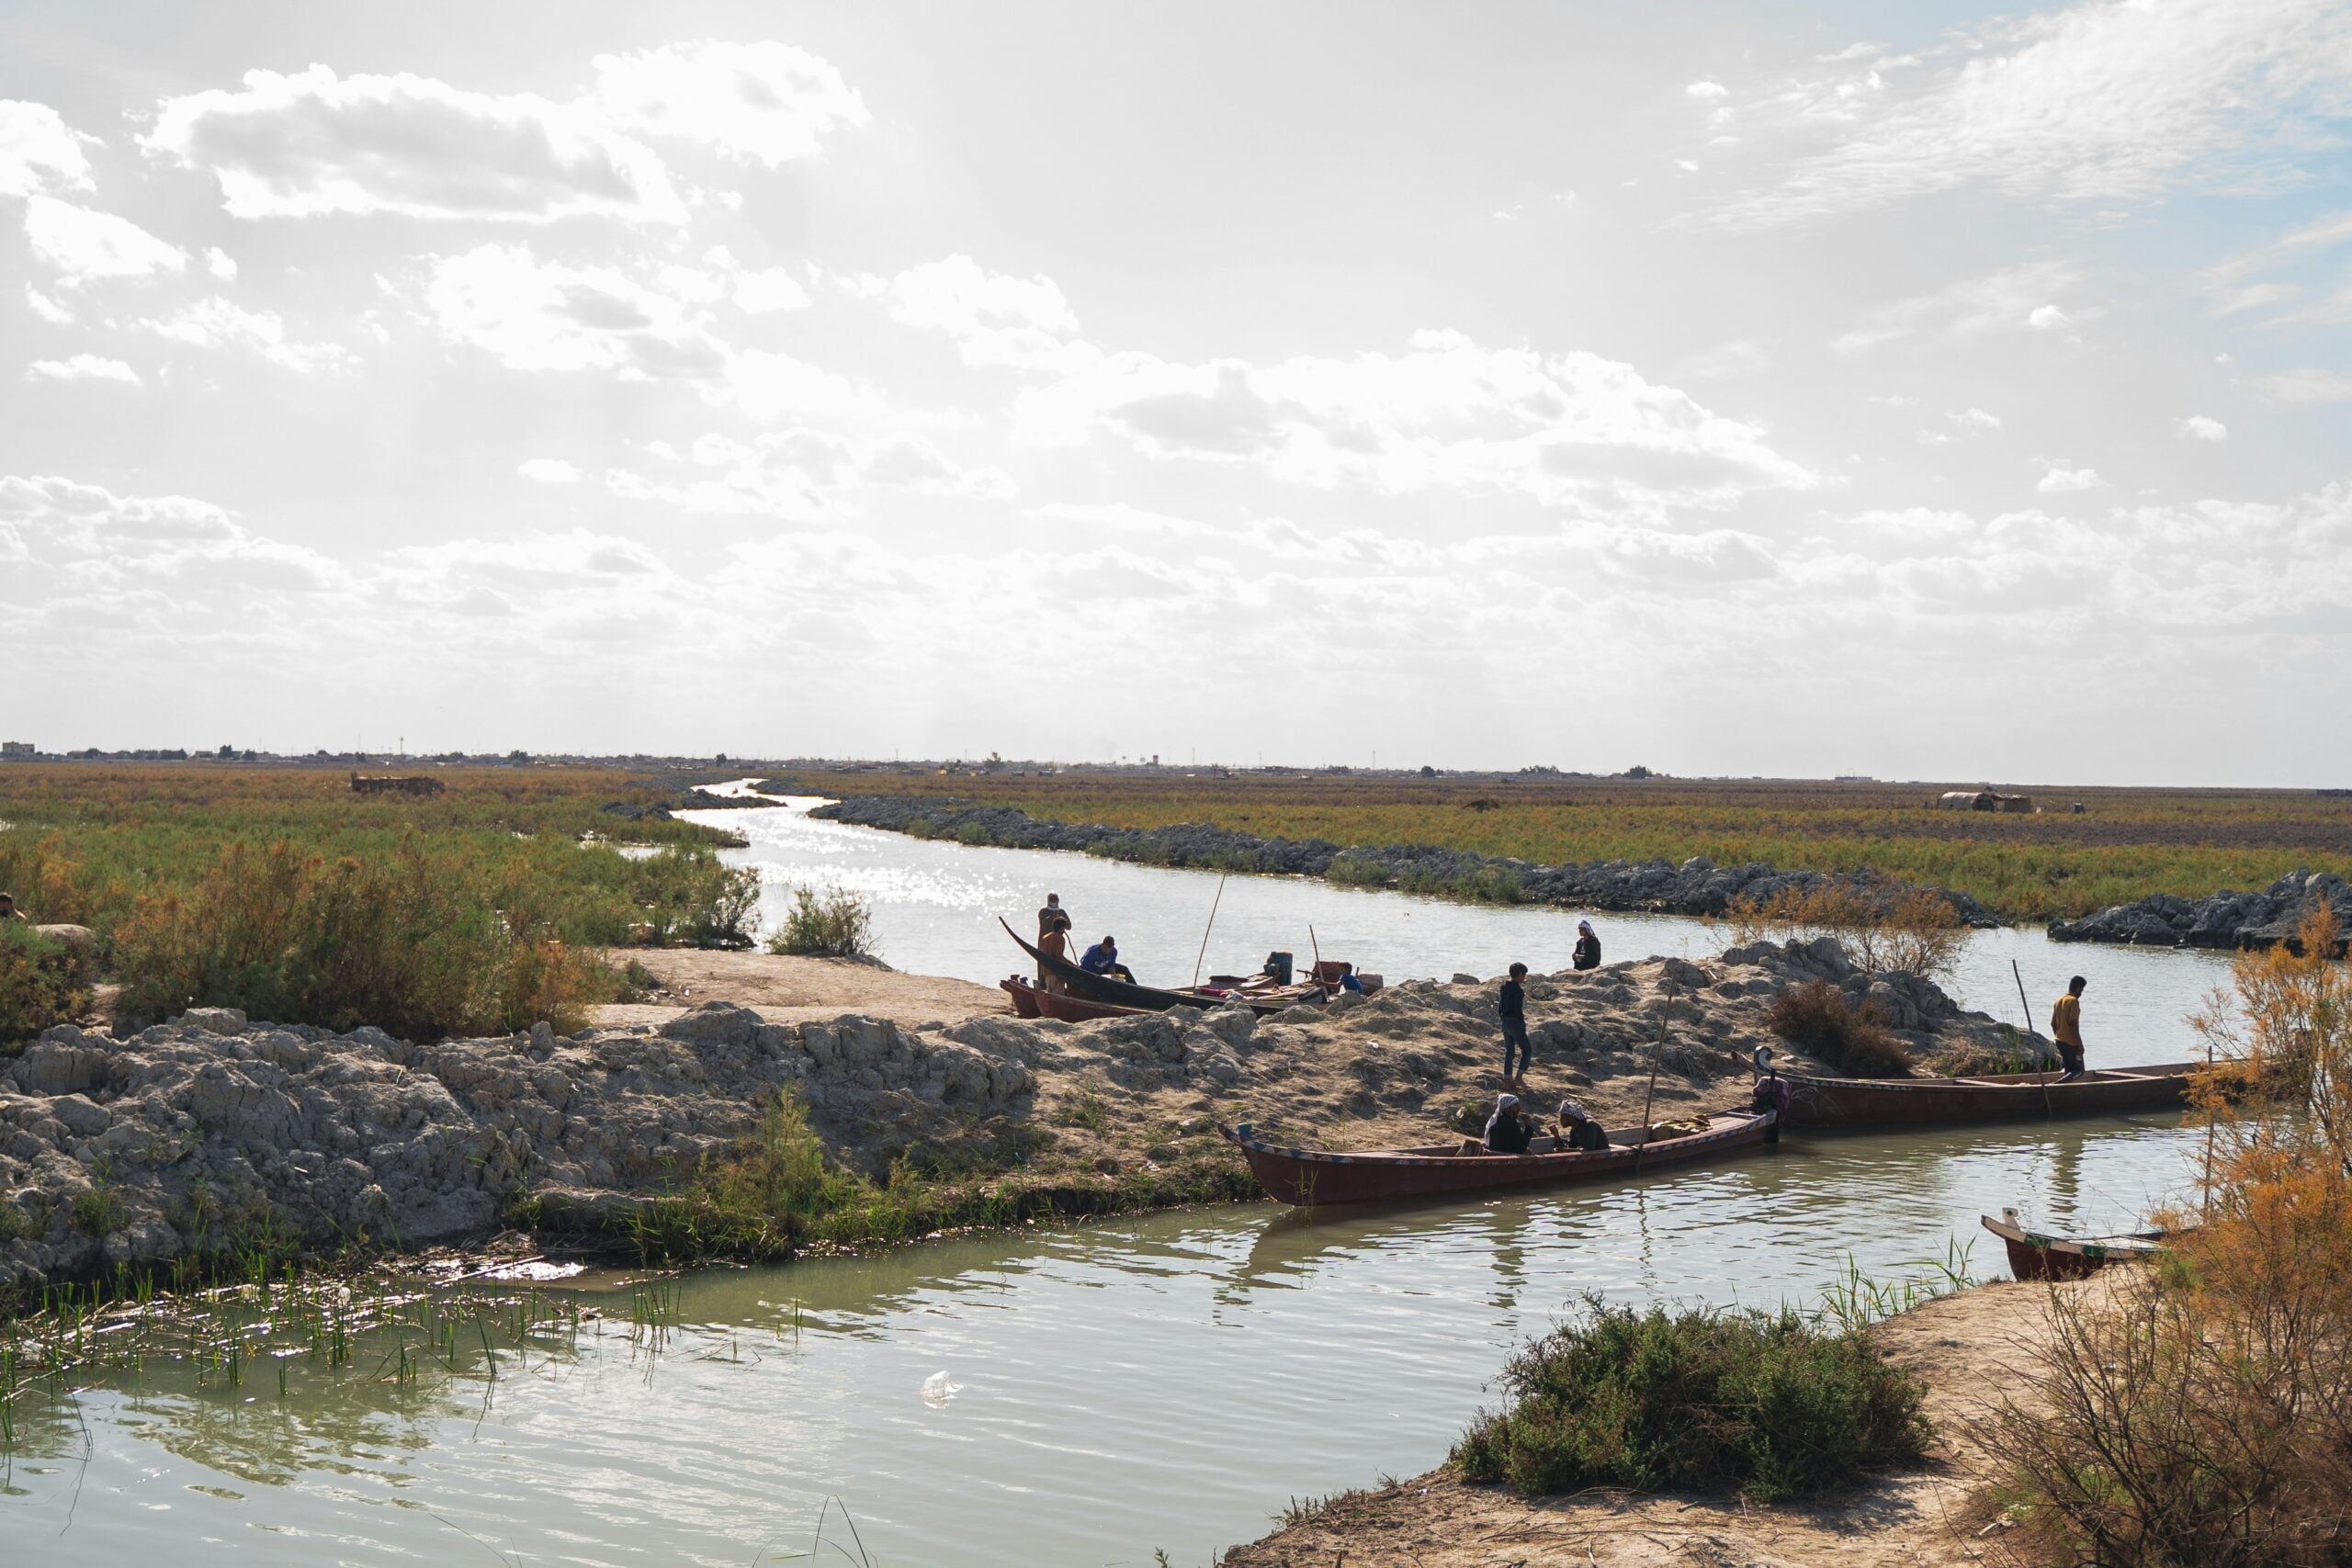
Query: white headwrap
[[1557, 1098, 1589, 1122]]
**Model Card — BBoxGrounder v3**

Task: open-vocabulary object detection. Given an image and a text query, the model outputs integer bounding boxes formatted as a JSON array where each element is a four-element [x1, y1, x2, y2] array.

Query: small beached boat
[[1782, 1063, 2199, 1126], [1982, 1211, 2167, 1281], [999, 976, 1147, 1022], [1221, 1111, 1778, 1206], [1001, 919, 1329, 1018]]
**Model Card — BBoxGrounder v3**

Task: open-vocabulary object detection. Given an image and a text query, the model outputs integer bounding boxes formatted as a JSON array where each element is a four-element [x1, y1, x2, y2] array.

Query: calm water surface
[[2, 792, 2224, 1564], [8, 1117, 2194, 1568]]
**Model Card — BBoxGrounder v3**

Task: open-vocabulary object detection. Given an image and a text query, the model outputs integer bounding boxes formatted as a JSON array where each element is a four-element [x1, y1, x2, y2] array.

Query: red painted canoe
[[1222, 1111, 1778, 1207], [1982, 1212, 2166, 1281], [1000, 976, 1147, 1022], [1783, 1063, 2199, 1126], [1002, 919, 1329, 1018]]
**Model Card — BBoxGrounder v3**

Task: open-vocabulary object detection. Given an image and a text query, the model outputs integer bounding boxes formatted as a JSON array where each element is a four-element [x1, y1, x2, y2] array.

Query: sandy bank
[[587, 947, 1005, 1031], [1225, 1277, 2090, 1568]]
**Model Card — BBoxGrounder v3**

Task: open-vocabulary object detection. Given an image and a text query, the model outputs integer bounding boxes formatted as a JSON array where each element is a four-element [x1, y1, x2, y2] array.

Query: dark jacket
[[1498, 979, 1525, 1021], [1484, 1108, 1534, 1154], [1572, 934, 1600, 970], [1564, 1118, 1610, 1152]]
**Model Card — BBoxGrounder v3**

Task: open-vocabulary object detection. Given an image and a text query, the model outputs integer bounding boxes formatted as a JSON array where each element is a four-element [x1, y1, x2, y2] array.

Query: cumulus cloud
[[26, 355, 141, 386], [848, 254, 1084, 370], [2177, 413, 2229, 441], [144, 297, 356, 373], [604, 426, 1015, 519], [2037, 463, 2106, 492], [23, 195, 187, 286], [1948, 407, 2002, 431], [0, 99, 96, 197], [143, 65, 686, 222], [518, 457, 582, 483], [204, 246, 238, 281], [588, 39, 869, 165], [23, 285, 74, 324], [1704, 0, 2352, 229], [422, 243, 723, 375], [1017, 327, 1817, 510], [1685, 80, 1730, 102]]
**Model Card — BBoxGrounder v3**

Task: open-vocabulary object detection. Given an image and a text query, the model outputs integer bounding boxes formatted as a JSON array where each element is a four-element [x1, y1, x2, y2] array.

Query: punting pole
[[1633, 977, 1673, 1172], [2015, 957, 2055, 1116], [1193, 871, 1230, 988]]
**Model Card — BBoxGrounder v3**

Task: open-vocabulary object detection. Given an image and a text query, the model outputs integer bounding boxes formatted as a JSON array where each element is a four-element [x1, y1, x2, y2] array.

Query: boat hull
[[1222, 1111, 1776, 1206], [1001, 919, 1324, 1018], [1982, 1213, 2163, 1281], [1001, 976, 1145, 1022], [1784, 1064, 2199, 1126]]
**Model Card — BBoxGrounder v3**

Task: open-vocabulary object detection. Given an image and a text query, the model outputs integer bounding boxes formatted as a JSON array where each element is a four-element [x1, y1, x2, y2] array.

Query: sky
[[2, 0, 2349, 784]]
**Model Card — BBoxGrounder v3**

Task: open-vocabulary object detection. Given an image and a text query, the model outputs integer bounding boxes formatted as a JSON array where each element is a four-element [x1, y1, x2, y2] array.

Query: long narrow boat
[[1981, 1212, 2166, 1281], [999, 976, 1148, 1022], [1222, 1111, 1776, 1206], [1783, 1063, 2199, 1126], [1001, 919, 1328, 1018]]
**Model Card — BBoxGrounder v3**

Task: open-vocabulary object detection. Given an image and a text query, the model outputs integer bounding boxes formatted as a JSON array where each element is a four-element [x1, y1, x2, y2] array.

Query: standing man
[[1038, 893, 1072, 939], [2050, 976, 2087, 1078], [1498, 962, 1532, 1088], [1036, 893, 1074, 988], [1572, 920, 1600, 971]]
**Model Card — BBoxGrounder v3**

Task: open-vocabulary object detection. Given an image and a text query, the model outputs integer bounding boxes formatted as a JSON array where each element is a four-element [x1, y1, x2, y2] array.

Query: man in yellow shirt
[[2050, 976, 2087, 1078]]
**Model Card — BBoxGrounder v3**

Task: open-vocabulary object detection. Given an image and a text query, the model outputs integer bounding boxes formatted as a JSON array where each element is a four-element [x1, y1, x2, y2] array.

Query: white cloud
[[605, 426, 1015, 519], [2177, 413, 2229, 441], [204, 246, 238, 281], [422, 243, 723, 376], [850, 254, 1085, 370], [26, 355, 141, 386], [2037, 463, 2106, 493], [2244, 367, 2352, 404], [0, 99, 96, 197], [731, 265, 810, 313], [1705, 0, 2352, 229], [1019, 327, 1818, 509], [23, 195, 187, 286], [1948, 406, 2002, 431], [2027, 304, 2072, 331], [24, 285, 73, 324], [144, 297, 356, 373], [144, 64, 685, 222], [1685, 80, 1730, 102], [588, 39, 868, 166], [518, 457, 582, 483], [1833, 262, 2088, 355]]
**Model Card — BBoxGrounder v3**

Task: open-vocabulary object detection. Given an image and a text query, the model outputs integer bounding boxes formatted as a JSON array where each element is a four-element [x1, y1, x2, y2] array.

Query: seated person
[[1080, 935, 1136, 983], [1749, 1046, 1793, 1118], [1483, 1092, 1537, 1155], [1337, 962, 1366, 995], [1555, 1097, 1610, 1151]]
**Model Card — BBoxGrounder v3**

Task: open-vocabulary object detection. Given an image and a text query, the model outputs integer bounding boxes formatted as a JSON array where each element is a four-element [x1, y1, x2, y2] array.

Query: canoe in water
[[1222, 1111, 1778, 1207], [1782, 1063, 2199, 1126], [1000, 976, 1146, 1022], [1001, 919, 1327, 1018], [1982, 1211, 2167, 1281]]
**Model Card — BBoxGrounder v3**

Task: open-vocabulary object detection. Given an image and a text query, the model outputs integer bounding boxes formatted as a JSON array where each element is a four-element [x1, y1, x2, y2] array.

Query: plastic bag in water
[[920, 1371, 961, 1407]]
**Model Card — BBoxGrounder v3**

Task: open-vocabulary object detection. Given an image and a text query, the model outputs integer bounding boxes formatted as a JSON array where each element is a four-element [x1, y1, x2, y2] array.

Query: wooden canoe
[[1001, 919, 1328, 1018], [1782, 1063, 2199, 1126], [1000, 976, 1147, 1022], [1221, 1111, 1778, 1207], [1982, 1212, 2165, 1281]]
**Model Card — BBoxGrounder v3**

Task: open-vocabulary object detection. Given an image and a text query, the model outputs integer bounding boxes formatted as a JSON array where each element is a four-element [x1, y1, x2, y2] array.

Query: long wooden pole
[[1192, 872, 1230, 988], [2015, 958, 2056, 1117], [1633, 978, 1674, 1172]]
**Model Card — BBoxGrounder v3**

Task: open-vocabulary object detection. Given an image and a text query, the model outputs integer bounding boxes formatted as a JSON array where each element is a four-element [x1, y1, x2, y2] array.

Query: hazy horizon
[[6, 1, 2350, 786]]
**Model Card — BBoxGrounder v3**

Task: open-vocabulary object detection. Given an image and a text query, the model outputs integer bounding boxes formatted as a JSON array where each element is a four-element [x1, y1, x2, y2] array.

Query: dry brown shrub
[[1767, 979, 1912, 1077], [1717, 882, 1965, 982], [1992, 906, 2352, 1568]]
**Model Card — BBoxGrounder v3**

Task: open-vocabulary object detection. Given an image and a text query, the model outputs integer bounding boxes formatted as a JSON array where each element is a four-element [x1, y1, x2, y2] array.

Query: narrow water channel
[[700, 795, 2238, 1065], [8, 1116, 2193, 1568]]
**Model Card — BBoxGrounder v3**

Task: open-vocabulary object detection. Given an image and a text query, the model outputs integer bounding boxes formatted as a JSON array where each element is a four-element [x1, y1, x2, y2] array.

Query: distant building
[[0, 740, 33, 759], [1936, 788, 2036, 813]]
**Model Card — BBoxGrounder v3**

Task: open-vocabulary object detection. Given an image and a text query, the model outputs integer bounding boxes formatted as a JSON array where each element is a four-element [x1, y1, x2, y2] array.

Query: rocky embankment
[[2051, 867, 2350, 950], [808, 795, 2000, 926], [0, 938, 2036, 1290]]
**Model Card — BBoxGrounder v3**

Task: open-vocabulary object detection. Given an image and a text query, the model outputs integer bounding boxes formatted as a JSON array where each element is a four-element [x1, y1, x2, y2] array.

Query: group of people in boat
[[1479, 1092, 1611, 1154], [1035, 893, 1135, 987]]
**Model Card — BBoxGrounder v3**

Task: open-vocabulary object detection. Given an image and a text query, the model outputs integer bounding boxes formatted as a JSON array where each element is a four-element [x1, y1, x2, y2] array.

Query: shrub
[[1768, 980, 1912, 1077], [109, 839, 617, 1038], [955, 820, 993, 846], [1325, 852, 1389, 888], [0, 921, 93, 1046], [618, 846, 760, 948], [1453, 1298, 1928, 1503], [766, 886, 874, 959], [1719, 883, 1964, 983], [1996, 906, 2352, 1568]]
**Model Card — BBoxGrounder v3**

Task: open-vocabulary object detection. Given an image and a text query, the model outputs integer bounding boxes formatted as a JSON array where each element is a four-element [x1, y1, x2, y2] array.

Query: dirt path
[[586, 948, 1005, 1031], [1223, 1278, 2084, 1568]]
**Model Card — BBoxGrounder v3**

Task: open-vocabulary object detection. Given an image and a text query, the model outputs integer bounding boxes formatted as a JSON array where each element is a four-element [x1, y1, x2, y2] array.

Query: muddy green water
[[5, 1114, 2194, 1567]]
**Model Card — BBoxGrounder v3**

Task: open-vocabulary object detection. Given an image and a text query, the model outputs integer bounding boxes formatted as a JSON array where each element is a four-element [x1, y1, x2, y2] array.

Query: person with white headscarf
[[1555, 1096, 1610, 1151], [1572, 919, 1601, 971], [1483, 1092, 1537, 1154]]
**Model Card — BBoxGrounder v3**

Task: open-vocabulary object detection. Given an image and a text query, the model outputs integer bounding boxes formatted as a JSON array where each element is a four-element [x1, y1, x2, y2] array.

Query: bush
[[1719, 883, 1965, 983], [1325, 852, 1389, 888], [1996, 906, 2352, 1567], [622, 846, 760, 948], [954, 820, 993, 846], [1768, 980, 1912, 1077], [765, 886, 875, 959], [109, 839, 617, 1038], [1453, 1298, 1928, 1503], [0, 921, 93, 1046]]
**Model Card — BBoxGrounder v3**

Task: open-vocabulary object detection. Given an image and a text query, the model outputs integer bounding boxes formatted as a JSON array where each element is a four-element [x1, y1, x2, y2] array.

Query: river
[[1, 795, 2224, 1565]]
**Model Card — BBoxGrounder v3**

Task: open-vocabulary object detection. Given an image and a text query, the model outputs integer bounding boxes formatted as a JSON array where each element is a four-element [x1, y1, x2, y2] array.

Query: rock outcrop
[[2050, 869, 2351, 951], [810, 795, 1999, 926]]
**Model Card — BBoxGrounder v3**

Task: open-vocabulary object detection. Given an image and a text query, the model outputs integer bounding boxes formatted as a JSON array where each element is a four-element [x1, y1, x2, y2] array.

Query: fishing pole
[[1193, 871, 1229, 988]]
